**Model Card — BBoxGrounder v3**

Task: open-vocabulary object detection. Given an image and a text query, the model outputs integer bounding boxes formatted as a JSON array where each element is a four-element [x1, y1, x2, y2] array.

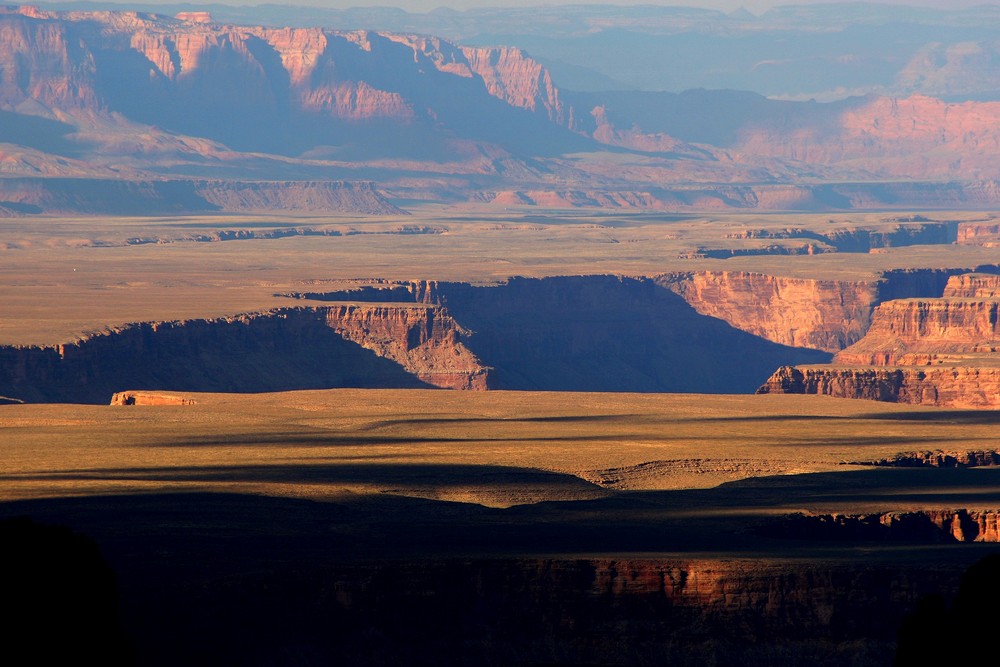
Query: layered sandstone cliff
[[757, 269, 1000, 407], [762, 510, 1000, 543], [943, 272, 1000, 299], [297, 275, 831, 392], [10, 6, 1000, 208], [656, 272, 878, 352], [756, 365, 1000, 408], [323, 304, 489, 390], [0, 305, 490, 403], [1, 275, 834, 402], [654, 268, 980, 353], [957, 221, 1000, 246], [834, 299, 1000, 366]]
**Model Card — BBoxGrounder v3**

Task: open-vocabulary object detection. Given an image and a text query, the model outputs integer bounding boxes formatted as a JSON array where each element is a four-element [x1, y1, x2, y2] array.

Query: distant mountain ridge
[[5, 5, 1000, 213]]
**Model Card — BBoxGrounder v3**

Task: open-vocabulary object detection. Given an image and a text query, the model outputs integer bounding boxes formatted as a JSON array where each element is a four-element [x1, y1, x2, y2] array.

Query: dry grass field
[[1, 207, 996, 344], [3, 389, 999, 522]]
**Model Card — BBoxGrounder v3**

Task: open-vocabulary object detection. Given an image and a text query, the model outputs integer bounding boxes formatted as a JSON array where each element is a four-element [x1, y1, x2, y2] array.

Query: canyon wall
[[323, 305, 489, 390], [656, 272, 878, 352], [291, 557, 937, 667], [943, 272, 1000, 298], [317, 275, 831, 393], [958, 222, 1000, 245], [761, 510, 1000, 543], [757, 365, 1000, 408], [0, 306, 489, 403], [757, 268, 1000, 407], [654, 268, 986, 353], [1, 276, 833, 402], [834, 299, 1000, 366], [10, 7, 1000, 199]]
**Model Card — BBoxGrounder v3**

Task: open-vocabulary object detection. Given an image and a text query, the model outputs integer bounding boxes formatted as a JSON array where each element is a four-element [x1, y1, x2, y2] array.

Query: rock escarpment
[[834, 299, 1000, 366], [756, 365, 1000, 408], [757, 272, 1000, 407], [294, 275, 831, 393], [957, 221, 1000, 246], [943, 272, 1000, 299], [657, 271, 878, 352], [323, 305, 489, 390], [761, 510, 1000, 543], [1, 275, 832, 403], [656, 268, 986, 353], [110, 391, 196, 406], [0, 306, 489, 403]]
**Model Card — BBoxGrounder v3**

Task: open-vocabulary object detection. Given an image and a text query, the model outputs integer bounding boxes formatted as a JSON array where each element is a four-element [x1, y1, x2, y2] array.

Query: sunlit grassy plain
[[3, 389, 999, 521], [0, 206, 996, 344]]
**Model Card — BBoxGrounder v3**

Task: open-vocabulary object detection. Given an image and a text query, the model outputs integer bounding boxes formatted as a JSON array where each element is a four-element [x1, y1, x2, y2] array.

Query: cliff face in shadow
[[0, 492, 980, 667], [432, 276, 830, 392], [0, 308, 439, 403], [0, 276, 830, 402], [297, 275, 831, 393]]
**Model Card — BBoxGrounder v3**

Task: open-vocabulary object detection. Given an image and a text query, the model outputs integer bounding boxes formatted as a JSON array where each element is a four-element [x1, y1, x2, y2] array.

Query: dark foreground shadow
[[0, 517, 132, 665], [896, 554, 1000, 666]]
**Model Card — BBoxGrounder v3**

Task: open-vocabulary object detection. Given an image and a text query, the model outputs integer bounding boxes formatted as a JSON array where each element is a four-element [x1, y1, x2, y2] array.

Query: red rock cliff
[[943, 273, 1000, 298], [835, 299, 1000, 366], [323, 304, 489, 390], [757, 365, 1000, 408], [657, 271, 880, 352], [462, 45, 568, 124], [658, 268, 986, 353]]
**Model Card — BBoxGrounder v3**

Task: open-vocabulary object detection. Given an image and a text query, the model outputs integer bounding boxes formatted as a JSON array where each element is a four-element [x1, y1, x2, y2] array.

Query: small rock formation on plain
[[110, 391, 196, 405]]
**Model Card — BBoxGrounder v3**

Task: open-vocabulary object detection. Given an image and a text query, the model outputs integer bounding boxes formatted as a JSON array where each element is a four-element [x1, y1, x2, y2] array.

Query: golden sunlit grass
[[3, 389, 998, 513]]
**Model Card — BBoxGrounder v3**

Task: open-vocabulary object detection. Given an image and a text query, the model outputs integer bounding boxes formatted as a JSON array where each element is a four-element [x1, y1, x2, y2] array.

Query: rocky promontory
[[757, 271, 1000, 407]]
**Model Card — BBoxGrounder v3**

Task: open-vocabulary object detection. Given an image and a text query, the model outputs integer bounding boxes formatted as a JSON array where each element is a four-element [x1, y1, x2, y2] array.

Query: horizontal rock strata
[[757, 365, 1000, 408]]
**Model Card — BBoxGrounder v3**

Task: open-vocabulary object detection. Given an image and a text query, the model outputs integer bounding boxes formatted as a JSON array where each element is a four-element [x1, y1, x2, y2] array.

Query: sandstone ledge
[[757, 364, 1000, 408], [110, 391, 197, 406]]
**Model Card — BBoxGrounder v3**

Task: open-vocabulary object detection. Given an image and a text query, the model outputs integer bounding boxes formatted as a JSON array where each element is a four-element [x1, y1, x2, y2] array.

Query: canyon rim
[[1, 2, 1000, 666]]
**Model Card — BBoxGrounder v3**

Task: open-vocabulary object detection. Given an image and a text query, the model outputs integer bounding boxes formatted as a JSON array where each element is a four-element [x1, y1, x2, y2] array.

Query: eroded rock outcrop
[[943, 272, 1000, 299], [323, 305, 489, 390], [657, 271, 879, 352], [0, 306, 489, 403], [657, 268, 998, 356], [855, 449, 1000, 468], [1, 275, 837, 403], [834, 298, 1000, 366], [757, 365, 1000, 408], [295, 275, 831, 393], [110, 390, 196, 406], [957, 221, 1000, 246]]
